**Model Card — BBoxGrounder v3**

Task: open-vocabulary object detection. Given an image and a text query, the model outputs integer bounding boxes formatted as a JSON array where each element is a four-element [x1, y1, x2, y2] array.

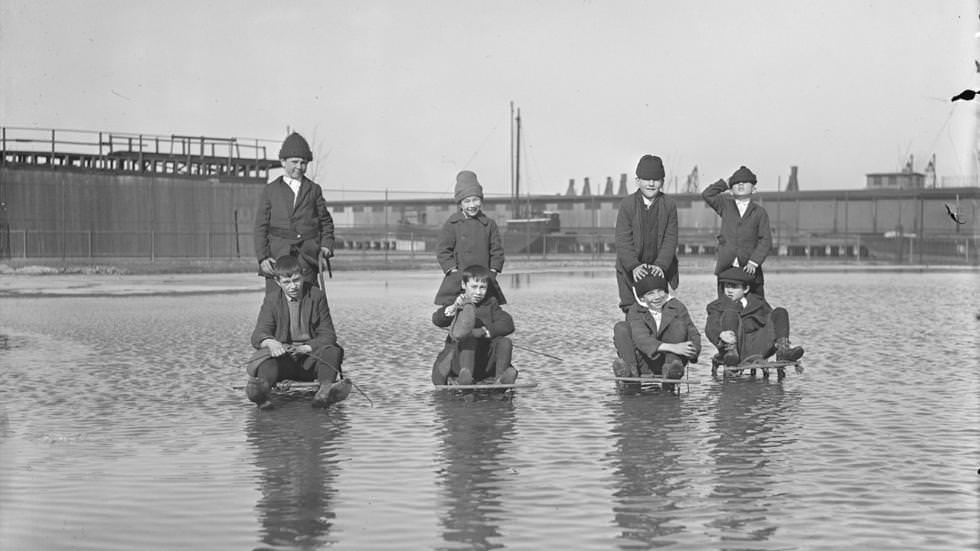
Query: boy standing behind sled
[[434, 170, 506, 306], [432, 265, 518, 386], [245, 255, 350, 409], [705, 267, 804, 371], [615, 154, 680, 314], [254, 132, 336, 294], [613, 272, 701, 382], [702, 166, 772, 298]]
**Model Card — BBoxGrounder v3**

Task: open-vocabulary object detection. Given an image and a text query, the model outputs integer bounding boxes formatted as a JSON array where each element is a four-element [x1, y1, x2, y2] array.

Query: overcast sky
[[1, 0, 977, 200]]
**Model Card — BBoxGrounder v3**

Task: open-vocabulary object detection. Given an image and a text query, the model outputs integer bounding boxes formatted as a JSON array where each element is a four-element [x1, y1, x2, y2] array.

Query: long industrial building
[[2, 127, 977, 264]]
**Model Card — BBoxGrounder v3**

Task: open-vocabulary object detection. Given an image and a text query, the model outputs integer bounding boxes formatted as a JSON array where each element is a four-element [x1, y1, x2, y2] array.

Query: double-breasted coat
[[433, 211, 506, 304]]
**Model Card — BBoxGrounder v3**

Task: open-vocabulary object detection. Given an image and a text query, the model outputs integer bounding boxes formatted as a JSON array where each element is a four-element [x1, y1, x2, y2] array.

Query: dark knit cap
[[634, 272, 668, 296], [279, 132, 313, 161], [454, 170, 484, 202], [728, 165, 757, 187], [635, 155, 665, 181], [718, 267, 754, 285]]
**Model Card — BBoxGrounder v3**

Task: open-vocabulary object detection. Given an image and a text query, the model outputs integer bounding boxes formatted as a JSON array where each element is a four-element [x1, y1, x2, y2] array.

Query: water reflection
[[706, 381, 800, 544], [433, 394, 516, 550], [607, 395, 686, 547], [246, 402, 349, 549]]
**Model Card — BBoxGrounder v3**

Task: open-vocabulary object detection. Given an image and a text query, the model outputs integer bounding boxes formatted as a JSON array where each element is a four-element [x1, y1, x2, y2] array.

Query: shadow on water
[[433, 393, 516, 550], [607, 393, 687, 547], [705, 379, 801, 545], [246, 401, 350, 549]]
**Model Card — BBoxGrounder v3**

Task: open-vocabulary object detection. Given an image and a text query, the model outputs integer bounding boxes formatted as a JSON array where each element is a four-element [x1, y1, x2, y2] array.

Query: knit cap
[[728, 165, 757, 187], [454, 170, 484, 202], [279, 132, 313, 161], [634, 272, 668, 296], [635, 155, 665, 181]]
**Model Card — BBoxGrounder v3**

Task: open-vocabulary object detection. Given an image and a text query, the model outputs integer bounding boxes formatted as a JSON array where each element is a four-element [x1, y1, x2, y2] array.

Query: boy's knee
[[494, 336, 513, 352]]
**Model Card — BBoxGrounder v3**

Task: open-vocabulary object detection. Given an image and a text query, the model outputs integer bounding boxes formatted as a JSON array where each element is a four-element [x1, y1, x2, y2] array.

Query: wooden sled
[[433, 382, 538, 391], [712, 357, 803, 380]]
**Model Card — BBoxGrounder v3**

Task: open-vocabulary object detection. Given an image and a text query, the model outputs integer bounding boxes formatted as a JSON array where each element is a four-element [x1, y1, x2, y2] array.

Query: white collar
[[283, 175, 301, 187]]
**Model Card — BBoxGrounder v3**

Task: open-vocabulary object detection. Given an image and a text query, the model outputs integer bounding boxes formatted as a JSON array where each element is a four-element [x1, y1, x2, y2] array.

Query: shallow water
[[0, 270, 977, 550]]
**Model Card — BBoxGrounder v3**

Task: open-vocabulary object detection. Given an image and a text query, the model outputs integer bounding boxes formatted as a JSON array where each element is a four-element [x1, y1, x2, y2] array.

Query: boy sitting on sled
[[245, 255, 350, 409], [613, 272, 701, 382], [705, 267, 805, 373], [431, 264, 518, 386]]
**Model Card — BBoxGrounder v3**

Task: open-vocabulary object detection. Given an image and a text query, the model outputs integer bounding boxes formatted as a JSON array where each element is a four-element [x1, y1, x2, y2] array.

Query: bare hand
[[264, 339, 286, 357], [632, 264, 649, 281], [743, 263, 757, 275], [290, 344, 312, 358], [259, 258, 275, 275], [646, 264, 664, 278], [720, 331, 736, 345], [664, 341, 696, 359], [320, 247, 333, 259]]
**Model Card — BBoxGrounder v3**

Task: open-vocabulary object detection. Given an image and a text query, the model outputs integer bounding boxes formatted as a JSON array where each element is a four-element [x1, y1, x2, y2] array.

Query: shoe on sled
[[312, 378, 352, 408], [664, 359, 685, 380], [495, 366, 519, 385], [715, 342, 740, 367], [456, 367, 475, 386], [775, 337, 804, 362], [612, 358, 637, 378], [246, 377, 271, 407]]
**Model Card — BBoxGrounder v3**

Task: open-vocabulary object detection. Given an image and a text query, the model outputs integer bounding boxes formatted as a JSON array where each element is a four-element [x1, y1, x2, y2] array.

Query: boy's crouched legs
[[771, 308, 804, 362], [247, 357, 279, 408], [312, 344, 351, 408], [612, 321, 638, 377], [490, 336, 518, 385]]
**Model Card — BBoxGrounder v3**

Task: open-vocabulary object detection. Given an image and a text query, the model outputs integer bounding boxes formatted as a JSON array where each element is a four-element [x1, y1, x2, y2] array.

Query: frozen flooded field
[[0, 269, 977, 550]]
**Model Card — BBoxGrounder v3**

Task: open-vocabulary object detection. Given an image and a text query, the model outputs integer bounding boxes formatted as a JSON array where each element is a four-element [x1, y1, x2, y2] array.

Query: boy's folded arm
[[486, 308, 514, 337], [432, 306, 453, 328], [653, 204, 679, 269]]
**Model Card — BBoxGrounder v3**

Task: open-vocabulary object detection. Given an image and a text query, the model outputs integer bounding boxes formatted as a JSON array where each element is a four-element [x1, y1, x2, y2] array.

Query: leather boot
[[312, 378, 352, 408], [246, 376, 271, 407], [775, 337, 804, 361]]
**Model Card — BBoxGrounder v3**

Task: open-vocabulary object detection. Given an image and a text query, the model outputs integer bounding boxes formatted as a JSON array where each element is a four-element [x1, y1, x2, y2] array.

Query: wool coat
[[704, 294, 776, 359], [433, 211, 506, 304], [254, 176, 335, 278], [614, 191, 679, 310], [701, 179, 773, 274], [247, 283, 340, 375], [626, 297, 701, 361], [431, 294, 515, 379]]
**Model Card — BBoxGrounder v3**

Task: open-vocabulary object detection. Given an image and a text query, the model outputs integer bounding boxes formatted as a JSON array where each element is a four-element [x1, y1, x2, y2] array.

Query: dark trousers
[[456, 335, 513, 380], [613, 320, 688, 376], [719, 307, 790, 359], [253, 344, 343, 387]]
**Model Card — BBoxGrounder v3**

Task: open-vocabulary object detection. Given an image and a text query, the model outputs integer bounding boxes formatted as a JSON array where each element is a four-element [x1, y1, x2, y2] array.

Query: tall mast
[[510, 101, 516, 218], [515, 107, 521, 219]]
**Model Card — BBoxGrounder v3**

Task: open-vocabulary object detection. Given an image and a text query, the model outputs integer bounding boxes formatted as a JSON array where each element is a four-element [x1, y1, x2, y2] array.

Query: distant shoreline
[[0, 255, 975, 299]]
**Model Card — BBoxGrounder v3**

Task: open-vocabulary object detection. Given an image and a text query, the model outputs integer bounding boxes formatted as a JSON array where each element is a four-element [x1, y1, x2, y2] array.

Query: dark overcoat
[[247, 283, 339, 375], [704, 294, 776, 359], [626, 298, 701, 361], [614, 191, 679, 310], [433, 211, 506, 304], [254, 176, 335, 280], [701, 180, 772, 274], [431, 295, 515, 379]]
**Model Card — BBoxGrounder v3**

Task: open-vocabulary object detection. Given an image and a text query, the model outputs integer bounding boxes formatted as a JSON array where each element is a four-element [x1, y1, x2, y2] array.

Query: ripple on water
[[0, 270, 977, 549]]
